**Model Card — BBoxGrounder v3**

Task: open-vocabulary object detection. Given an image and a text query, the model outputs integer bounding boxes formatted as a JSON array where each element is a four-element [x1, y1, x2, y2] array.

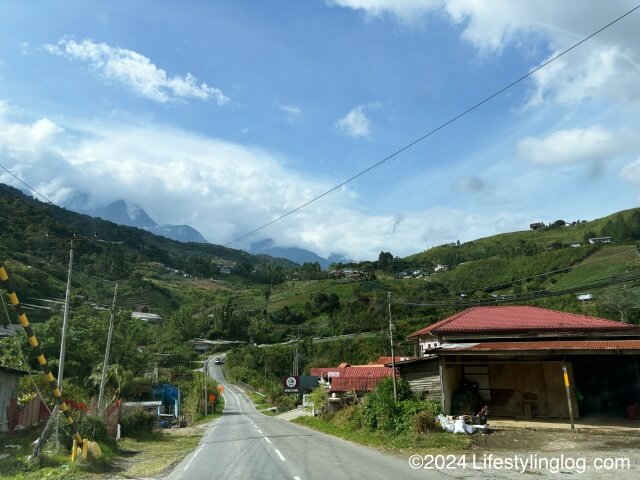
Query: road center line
[[294, 476, 302, 480], [264, 437, 272, 444], [258, 429, 263, 434], [275, 449, 286, 461], [183, 445, 203, 471]]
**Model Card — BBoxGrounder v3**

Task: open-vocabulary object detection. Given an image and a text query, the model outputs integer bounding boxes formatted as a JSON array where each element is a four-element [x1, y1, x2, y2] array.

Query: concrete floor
[[490, 413, 640, 432]]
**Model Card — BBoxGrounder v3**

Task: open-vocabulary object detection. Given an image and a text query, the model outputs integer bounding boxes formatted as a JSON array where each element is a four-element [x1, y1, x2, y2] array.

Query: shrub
[[120, 407, 156, 436], [55, 411, 110, 450], [413, 411, 438, 434], [274, 394, 298, 413]]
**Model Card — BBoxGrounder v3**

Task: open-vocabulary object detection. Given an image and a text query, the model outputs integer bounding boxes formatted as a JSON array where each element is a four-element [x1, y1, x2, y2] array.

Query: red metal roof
[[371, 356, 415, 365], [441, 340, 640, 353], [342, 366, 392, 378], [330, 377, 387, 392], [407, 306, 637, 338], [310, 367, 346, 378]]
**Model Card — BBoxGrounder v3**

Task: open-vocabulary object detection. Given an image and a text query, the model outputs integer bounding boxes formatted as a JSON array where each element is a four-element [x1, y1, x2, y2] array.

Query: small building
[[0, 366, 26, 432], [220, 267, 231, 275], [131, 312, 162, 323], [529, 222, 545, 231], [570, 242, 582, 248], [310, 363, 392, 394], [588, 237, 612, 244], [406, 306, 640, 421], [434, 264, 448, 273], [0, 324, 22, 338], [576, 293, 593, 301]]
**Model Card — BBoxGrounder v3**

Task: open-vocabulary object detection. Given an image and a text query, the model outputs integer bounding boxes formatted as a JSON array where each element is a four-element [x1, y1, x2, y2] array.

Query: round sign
[[217, 385, 225, 393], [286, 377, 297, 388]]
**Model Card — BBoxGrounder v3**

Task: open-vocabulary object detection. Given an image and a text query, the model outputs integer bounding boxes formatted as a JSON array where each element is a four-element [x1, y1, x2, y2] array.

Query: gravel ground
[[426, 426, 640, 479]]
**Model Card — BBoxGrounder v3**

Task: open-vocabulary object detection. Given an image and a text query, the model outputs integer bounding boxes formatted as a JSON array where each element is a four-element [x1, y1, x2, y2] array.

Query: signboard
[[217, 385, 225, 393], [209, 393, 216, 403], [282, 376, 300, 394]]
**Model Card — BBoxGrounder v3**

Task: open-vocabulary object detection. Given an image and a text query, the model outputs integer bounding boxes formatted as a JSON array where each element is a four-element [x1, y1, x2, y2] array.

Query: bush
[[120, 407, 156, 436], [413, 411, 438, 434], [55, 411, 110, 450], [274, 394, 298, 413]]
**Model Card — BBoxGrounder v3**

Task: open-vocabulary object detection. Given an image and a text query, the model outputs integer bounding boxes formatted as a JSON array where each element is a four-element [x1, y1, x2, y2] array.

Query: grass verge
[[112, 431, 201, 479], [292, 416, 471, 454], [247, 392, 277, 416]]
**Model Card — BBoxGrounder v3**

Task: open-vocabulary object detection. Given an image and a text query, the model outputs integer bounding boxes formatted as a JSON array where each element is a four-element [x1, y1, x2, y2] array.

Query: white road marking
[[275, 449, 286, 461], [183, 445, 204, 471], [294, 476, 302, 480], [264, 437, 272, 444], [254, 424, 259, 429], [258, 429, 263, 434]]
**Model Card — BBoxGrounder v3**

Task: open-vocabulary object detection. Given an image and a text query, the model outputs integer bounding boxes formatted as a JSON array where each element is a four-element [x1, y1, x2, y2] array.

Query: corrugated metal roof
[[330, 377, 387, 392], [342, 366, 392, 378], [408, 306, 637, 338], [372, 356, 415, 365], [309, 367, 346, 378], [439, 340, 640, 353], [0, 324, 21, 337]]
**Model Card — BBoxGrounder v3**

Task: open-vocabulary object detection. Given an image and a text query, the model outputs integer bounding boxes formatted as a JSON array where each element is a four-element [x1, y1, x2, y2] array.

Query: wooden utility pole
[[58, 239, 74, 390], [388, 292, 397, 402], [98, 283, 118, 410]]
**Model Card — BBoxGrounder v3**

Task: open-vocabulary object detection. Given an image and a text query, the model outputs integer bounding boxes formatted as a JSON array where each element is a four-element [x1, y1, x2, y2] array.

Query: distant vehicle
[[214, 357, 222, 365]]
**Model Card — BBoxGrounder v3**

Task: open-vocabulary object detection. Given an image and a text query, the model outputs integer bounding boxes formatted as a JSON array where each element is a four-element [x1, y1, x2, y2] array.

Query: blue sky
[[1, 1, 639, 259]]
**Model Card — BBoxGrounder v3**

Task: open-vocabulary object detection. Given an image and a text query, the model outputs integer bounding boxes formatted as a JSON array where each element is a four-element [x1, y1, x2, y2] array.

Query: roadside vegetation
[[2, 184, 640, 476], [295, 378, 471, 453]]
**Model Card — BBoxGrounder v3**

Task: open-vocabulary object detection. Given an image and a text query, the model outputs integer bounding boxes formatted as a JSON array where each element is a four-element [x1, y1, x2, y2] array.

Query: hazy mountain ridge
[[88, 200, 209, 243]]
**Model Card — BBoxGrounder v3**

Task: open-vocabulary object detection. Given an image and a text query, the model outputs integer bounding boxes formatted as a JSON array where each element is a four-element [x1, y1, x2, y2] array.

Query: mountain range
[[247, 238, 351, 269], [85, 199, 347, 267], [87, 200, 209, 244]]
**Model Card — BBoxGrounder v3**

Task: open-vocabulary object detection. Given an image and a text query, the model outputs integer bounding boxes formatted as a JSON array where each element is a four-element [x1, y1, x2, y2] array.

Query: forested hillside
[[1, 182, 639, 415]]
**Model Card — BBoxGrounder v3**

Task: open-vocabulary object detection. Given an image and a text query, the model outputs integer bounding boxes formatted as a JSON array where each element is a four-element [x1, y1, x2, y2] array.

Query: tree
[[377, 251, 394, 272]]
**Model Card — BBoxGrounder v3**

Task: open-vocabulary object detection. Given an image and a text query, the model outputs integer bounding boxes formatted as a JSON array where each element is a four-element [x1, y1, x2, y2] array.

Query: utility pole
[[388, 292, 397, 402], [58, 238, 74, 391], [203, 360, 208, 416], [98, 283, 118, 410]]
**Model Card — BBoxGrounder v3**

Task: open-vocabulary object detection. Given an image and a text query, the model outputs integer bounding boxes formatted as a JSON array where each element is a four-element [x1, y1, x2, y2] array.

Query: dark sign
[[282, 376, 300, 394]]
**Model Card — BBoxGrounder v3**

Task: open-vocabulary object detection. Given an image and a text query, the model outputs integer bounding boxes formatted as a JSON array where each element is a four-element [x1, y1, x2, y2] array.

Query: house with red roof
[[310, 363, 392, 395], [402, 306, 640, 422]]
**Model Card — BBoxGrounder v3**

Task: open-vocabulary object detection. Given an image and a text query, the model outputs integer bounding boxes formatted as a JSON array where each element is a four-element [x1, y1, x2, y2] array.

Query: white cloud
[[335, 105, 373, 138], [620, 158, 640, 186], [44, 38, 229, 104], [280, 105, 301, 116], [330, 1, 640, 109], [516, 126, 635, 166], [279, 104, 302, 124], [0, 105, 530, 259]]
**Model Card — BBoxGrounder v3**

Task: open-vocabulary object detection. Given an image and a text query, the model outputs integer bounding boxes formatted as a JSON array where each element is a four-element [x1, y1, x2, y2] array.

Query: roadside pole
[[58, 239, 74, 390], [388, 292, 397, 402], [562, 359, 575, 429], [98, 283, 118, 410]]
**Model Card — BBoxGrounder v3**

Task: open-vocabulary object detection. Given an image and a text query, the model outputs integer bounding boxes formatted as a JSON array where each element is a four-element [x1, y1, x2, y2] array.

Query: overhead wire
[[396, 270, 640, 308], [446, 245, 639, 297], [0, 161, 53, 204], [223, 4, 640, 247]]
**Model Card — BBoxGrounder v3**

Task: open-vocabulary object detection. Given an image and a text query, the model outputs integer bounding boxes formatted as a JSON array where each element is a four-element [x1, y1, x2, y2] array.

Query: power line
[[224, 4, 640, 247], [396, 270, 640, 308], [447, 246, 638, 297], [0, 161, 54, 204]]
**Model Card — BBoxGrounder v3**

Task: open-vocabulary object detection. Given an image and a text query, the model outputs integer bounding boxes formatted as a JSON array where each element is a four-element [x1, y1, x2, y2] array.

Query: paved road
[[167, 356, 449, 480]]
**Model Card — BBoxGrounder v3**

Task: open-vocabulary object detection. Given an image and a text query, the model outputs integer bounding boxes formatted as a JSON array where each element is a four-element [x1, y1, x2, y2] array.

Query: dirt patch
[[471, 426, 639, 453]]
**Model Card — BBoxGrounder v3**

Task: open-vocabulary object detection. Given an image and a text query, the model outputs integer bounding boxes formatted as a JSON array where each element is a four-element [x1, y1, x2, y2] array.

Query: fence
[[5, 395, 50, 430]]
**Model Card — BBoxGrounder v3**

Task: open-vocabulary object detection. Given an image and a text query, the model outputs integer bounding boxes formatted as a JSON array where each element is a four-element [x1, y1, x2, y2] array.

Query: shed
[[395, 356, 441, 400], [0, 366, 26, 432]]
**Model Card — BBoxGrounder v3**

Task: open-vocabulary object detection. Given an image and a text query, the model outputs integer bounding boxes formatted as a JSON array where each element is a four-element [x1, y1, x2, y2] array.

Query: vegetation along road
[[168, 357, 448, 480]]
